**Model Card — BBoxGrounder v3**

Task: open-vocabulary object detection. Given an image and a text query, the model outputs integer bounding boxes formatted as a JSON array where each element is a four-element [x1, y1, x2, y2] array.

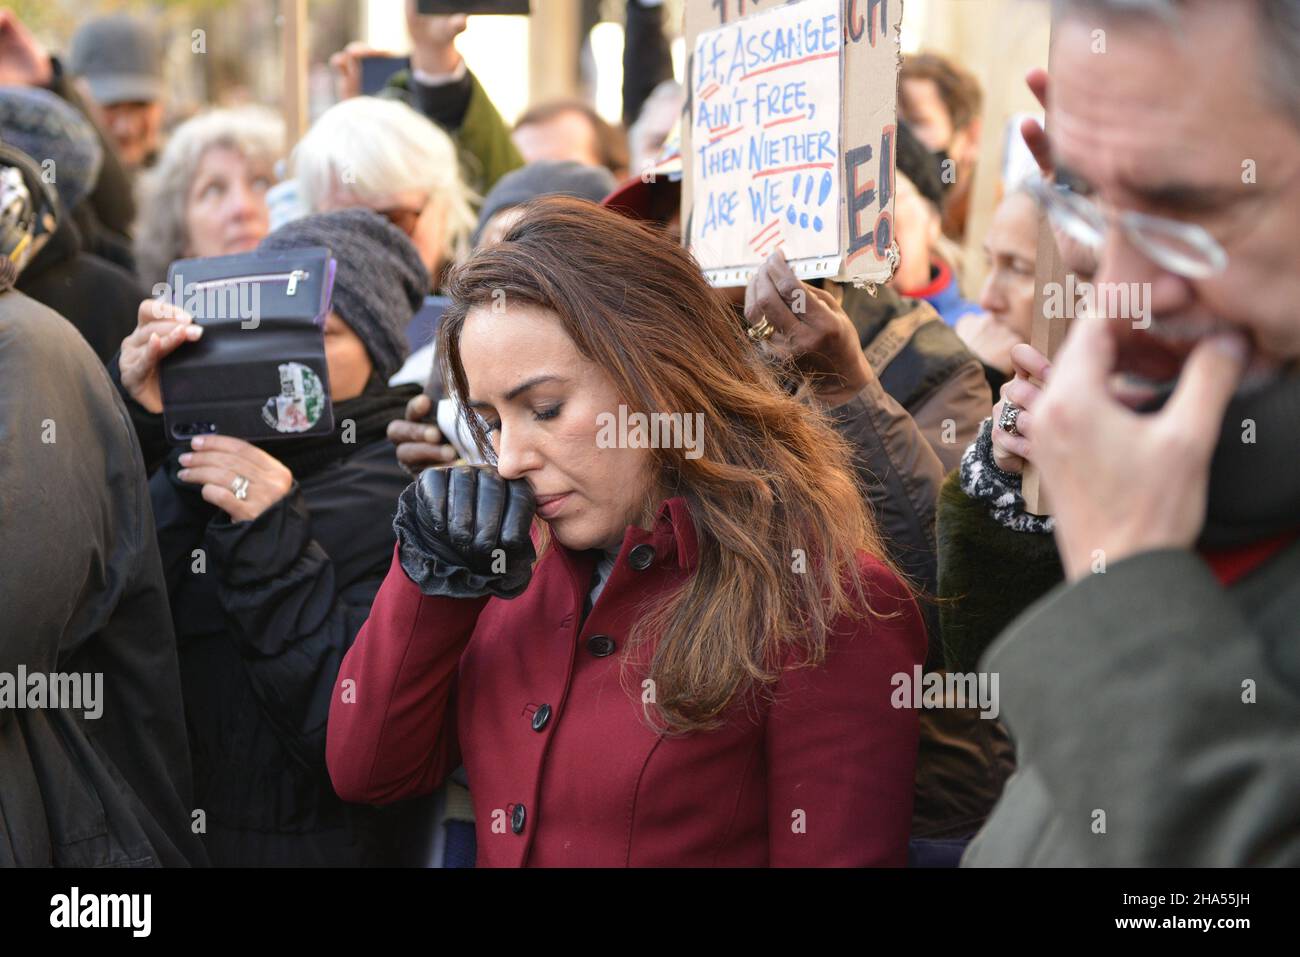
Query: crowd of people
[[1, 0, 1296, 868]]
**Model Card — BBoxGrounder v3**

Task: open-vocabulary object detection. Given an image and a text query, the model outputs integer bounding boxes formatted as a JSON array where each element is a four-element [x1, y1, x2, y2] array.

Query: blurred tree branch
[[11, 0, 234, 44]]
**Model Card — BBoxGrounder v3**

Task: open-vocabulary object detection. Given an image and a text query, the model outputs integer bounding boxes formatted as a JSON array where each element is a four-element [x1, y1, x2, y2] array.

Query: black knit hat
[[0, 86, 102, 214], [474, 161, 617, 246], [258, 208, 428, 381], [895, 121, 946, 211]]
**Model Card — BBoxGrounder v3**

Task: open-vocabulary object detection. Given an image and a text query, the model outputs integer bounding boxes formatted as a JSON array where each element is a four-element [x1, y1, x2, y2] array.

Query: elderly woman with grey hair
[[291, 96, 476, 286], [133, 106, 283, 288]]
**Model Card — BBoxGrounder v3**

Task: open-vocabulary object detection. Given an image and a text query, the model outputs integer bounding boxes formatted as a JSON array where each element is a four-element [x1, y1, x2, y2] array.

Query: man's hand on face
[[1032, 314, 1249, 582]]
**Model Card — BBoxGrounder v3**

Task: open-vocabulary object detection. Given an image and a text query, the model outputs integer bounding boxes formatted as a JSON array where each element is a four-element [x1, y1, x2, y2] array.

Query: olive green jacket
[[382, 68, 523, 197]]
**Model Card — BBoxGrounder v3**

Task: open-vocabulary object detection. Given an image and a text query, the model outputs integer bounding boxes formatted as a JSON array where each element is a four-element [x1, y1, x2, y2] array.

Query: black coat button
[[511, 803, 526, 834], [531, 704, 552, 732], [587, 634, 616, 657], [628, 543, 656, 571]]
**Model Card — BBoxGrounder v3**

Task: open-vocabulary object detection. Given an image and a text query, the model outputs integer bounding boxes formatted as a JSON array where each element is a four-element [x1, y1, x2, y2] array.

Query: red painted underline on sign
[[753, 162, 834, 179], [845, 245, 875, 266], [700, 83, 721, 100], [756, 232, 782, 255], [709, 126, 745, 144], [763, 113, 809, 129], [750, 219, 779, 245], [742, 51, 839, 82]]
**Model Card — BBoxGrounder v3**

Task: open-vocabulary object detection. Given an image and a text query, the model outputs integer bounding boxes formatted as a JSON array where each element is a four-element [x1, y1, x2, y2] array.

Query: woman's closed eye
[[476, 403, 564, 434]]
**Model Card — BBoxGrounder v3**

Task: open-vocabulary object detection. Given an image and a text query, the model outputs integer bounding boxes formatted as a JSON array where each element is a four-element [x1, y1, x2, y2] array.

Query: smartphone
[[415, 0, 531, 15], [406, 294, 449, 353], [160, 247, 338, 444], [360, 55, 411, 95]]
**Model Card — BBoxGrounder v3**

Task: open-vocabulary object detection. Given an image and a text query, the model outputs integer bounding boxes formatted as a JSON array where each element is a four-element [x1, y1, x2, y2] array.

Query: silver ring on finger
[[231, 474, 251, 501], [998, 402, 1023, 437]]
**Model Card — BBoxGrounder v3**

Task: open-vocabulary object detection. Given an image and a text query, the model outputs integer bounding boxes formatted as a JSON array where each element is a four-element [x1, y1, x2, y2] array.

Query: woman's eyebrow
[[466, 374, 568, 409], [504, 374, 566, 402]]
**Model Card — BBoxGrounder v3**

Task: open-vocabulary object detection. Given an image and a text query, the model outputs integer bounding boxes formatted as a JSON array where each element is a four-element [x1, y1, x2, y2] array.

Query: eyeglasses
[[1026, 176, 1228, 280], [378, 204, 423, 236], [376, 194, 432, 236]]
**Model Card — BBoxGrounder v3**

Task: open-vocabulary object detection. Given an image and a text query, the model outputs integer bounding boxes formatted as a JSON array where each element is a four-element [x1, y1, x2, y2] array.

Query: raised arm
[[328, 465, 536, 803]]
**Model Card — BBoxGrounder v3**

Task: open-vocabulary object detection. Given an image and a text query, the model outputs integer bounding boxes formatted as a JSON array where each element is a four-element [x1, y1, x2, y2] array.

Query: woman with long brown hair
[[326, 196, 926, 866]]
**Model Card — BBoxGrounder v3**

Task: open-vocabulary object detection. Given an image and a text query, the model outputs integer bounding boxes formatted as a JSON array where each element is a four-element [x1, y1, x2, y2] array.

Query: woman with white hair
[[134, 106, 283, 288], [292, 96, 476, 285]]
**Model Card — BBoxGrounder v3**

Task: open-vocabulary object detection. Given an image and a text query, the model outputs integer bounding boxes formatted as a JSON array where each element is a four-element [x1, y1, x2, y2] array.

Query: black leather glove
[[394, 465, 536, 599]]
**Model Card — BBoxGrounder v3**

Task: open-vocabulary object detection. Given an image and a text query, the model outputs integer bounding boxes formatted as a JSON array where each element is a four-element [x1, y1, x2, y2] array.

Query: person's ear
[[958, 118, 983, 165]]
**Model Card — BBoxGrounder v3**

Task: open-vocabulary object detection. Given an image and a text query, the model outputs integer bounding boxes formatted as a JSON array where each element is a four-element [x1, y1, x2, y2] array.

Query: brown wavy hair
[[438, 196, 906, 734]]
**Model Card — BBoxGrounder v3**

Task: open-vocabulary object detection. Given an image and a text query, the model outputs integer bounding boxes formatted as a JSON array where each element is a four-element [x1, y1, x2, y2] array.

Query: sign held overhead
[[682, 0, 903, 287]]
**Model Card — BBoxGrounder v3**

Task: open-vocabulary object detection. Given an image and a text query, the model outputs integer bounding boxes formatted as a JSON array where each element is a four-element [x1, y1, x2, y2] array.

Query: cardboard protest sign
[[682, 0, 902, 287], [689, 0, 843, 279]]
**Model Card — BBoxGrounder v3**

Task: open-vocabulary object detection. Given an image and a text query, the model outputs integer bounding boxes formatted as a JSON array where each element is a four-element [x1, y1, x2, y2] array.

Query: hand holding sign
[[744, 250, 873, 408]]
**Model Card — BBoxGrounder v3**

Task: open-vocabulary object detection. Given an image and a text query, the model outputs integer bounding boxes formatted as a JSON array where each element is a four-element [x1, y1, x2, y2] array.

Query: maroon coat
[[327, 497, 926, 866]]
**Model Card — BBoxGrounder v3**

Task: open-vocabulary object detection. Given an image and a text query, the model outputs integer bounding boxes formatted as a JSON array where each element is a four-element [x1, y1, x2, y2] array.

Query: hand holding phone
[[120, 298, 204, 414]]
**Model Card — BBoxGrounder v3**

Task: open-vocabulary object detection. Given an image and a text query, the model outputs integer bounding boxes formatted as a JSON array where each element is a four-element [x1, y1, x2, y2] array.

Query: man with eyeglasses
[[963, 0, 1300, 866]]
